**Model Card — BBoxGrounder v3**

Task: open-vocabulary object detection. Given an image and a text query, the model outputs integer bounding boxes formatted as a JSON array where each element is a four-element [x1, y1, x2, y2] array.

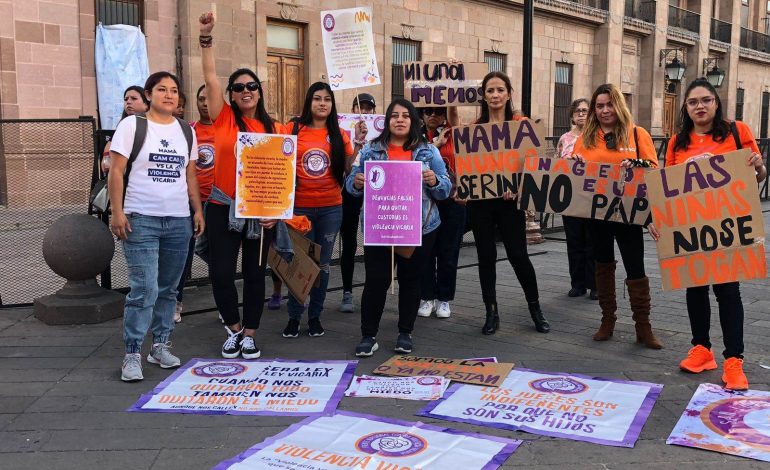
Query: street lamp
[[703, 58, 726, 88], [659, 48, 686, 82]]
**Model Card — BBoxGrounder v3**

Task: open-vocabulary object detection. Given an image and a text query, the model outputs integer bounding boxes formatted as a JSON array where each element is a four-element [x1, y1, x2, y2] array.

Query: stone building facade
[[2, 0, 770, 207]]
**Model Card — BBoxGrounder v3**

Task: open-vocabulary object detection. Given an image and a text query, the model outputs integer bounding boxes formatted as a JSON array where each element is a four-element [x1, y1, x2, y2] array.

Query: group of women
[[108, 10, 766, 391]]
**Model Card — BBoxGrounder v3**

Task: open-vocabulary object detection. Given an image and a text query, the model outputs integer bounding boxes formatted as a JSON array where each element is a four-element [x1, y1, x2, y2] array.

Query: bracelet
[[354, 139, 366, 146], [199, 35, 213, 48]]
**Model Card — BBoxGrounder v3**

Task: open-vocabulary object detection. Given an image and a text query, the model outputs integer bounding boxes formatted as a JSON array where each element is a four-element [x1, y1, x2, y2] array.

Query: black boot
[[528, 301, 550, 333], [481, 302, 499, 335]]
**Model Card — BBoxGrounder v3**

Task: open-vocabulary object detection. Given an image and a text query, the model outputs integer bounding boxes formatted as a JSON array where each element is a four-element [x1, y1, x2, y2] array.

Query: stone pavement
[[1, 203, 769, 469]]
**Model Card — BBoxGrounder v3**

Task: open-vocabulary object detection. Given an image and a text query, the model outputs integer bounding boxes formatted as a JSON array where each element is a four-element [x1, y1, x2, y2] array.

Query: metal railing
[[566, 0, 609, 10], [740, 27, 770, 53], [710, 18, 732, 43], [625, 0, 656, 23], [668, 5, 700, 34]]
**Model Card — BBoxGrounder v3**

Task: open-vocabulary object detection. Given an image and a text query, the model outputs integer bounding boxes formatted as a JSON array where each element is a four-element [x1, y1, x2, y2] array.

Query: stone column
[[720, 1, 742, 117], [591, 0, 624, 86], [637, 0, 670, 135]]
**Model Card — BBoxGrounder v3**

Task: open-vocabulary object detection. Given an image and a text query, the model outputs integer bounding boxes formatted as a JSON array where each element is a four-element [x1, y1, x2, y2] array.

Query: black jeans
[[686, 282, 744, 359], [340, 188, 363, 292], [563, 215, 595, 291], [590, 220, 645, 280], [360, 230, 438, 338], [206, 203, 272, 329], [420, 200, 466, 301], [175, 235, 196, 302], [467, 198, 539, 304]]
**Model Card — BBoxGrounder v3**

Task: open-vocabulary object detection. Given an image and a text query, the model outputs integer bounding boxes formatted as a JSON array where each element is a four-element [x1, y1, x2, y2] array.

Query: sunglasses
[[423, 108, 446, 116], [604, 132, 616, 150], [230, 82, 260, 93]]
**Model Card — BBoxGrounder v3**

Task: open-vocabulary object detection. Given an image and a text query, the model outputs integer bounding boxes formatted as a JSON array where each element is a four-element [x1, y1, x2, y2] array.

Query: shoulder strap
[[292, 119, 300, 136], [634, 126, 640, 159], [176, 117, 194, 157], [130, 114, 148, 165], [730, 121, 743, 149]]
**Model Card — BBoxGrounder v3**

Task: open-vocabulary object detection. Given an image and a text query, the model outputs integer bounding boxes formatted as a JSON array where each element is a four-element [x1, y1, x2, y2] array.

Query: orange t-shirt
[[192, 121, 216, 201], [665, 120, 760, 166], [212, 103, 285, 200], [387, 144, 413, 161], [292, 125, 353, 208], [572, 126, 658, 168]]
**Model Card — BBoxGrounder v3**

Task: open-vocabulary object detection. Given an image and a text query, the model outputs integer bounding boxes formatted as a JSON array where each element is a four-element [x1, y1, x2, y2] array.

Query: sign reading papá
[[646, 150, 767, 290], [404, 61, 487, 107], [453, 120, 546, 200], [518, 156, 652, 226], [374, 355, 514, 387]]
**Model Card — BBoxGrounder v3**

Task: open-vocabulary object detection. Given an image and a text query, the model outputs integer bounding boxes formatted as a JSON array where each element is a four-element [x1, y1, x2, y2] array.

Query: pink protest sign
[[363, 160, 423, 246]]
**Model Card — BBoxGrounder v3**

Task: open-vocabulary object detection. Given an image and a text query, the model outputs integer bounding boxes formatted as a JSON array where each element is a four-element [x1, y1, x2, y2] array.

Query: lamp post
[[522, 0, 544, 245], [659, 48, 687, 82], [703, 58, 726, 88]]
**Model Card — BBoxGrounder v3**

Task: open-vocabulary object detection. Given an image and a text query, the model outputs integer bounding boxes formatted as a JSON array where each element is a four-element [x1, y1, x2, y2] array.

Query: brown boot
[[593, 261, 617, 341], [626, 277, 663, 349]]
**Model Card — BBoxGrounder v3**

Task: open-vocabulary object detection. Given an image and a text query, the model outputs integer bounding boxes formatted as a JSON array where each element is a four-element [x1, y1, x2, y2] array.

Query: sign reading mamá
[[645, 150, 767, 290], [373, 355, 514, 387], [518, 156, 652, 226], [452, 119, 546, 200], [404, 61, 487, 107]]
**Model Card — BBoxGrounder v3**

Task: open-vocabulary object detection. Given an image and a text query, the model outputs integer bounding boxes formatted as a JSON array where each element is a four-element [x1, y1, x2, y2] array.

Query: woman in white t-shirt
[[108, 71, 205, 382]]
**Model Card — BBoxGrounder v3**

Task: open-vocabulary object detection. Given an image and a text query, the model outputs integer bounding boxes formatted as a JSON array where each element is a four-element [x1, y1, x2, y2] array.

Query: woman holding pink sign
[[650, 79, 766, 390], [345, 99, 452, 357]]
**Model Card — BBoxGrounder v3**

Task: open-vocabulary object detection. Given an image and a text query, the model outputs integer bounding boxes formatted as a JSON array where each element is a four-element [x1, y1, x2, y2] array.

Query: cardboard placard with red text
[[452, 120, 546, 200], [645, 149, 767, 290], [373, 355, 514, 387], [518, 156, 652, 226]]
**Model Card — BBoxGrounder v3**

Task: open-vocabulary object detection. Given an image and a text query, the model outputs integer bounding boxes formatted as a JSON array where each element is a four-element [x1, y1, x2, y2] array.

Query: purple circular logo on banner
[[374, 116, 386, 132], [282, 138, 295, 156], [192, 362, 247, 377], [416, 377, 441, 385], [529, 377, 588, 394], [355, 432, 427, 457], [367, 165, 385, 190], [323, 14, 335, 32], [196, 143, 215, 170], [702, 397, 770, 451], [302, 149, 330, 177]]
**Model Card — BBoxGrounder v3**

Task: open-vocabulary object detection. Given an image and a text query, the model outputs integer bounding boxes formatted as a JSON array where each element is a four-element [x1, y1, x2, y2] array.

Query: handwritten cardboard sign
[[235, 133, 296, 219], [452, 120, 546, 200], [404, 61, 487, 107], [646, 150, 767, 290], [321, 7, 380, 90], [337, 113, 385, 142], [518, 156, 652, 226], [373, 355, 514, 387], [363, 160, 423, 246]]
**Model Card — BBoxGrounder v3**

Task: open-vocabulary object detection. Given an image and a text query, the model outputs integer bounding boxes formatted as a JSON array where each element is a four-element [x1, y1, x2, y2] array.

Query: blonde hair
[[582, 84, 634, 149]]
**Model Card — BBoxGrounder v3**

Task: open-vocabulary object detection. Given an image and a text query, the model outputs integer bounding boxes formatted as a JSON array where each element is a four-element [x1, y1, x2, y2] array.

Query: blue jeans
[[287, 205, 343, 321], [123, 214, 192, 353]]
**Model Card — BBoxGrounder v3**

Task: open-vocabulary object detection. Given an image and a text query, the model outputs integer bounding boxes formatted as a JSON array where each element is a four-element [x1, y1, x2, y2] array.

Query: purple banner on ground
[[128, 358, 356, 416], [418, 368, 662, 447], [667, 383, 770, 462], [363, 160, 423, 246], [214, 411, 521, 469]]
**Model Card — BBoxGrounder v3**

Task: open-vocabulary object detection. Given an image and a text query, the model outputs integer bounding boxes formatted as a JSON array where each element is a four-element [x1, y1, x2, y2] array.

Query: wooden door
[[663, 93, 677, 137], [265, 55, 305, 123]]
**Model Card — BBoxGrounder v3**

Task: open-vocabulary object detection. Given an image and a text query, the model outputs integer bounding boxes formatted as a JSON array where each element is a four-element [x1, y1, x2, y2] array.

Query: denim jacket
[[344, 140, 452, 234]]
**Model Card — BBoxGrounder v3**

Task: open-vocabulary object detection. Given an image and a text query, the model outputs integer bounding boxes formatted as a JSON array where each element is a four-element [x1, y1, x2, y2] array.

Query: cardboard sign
[[321, 7, 381, 90], [667, 383, 770, 462], [646, 150, 767, 290], [373, 355, 514, 387], [337, 113, 385, 142], [268, 228, 321, 305], [419, 368, 663, 448], [129, 359, 356, 416], [214, 412, 521, 470], [363, 160, 423, 246], [235, 133, 297, 219], [452, 120, 546, 200], [404, 61, 487, 107], [518, 156, 652, 226]]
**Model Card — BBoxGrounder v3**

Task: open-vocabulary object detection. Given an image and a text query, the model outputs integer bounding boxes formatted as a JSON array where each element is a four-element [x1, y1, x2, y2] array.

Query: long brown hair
[[582, 84, 634, 149], [476, 71, 521, 124]]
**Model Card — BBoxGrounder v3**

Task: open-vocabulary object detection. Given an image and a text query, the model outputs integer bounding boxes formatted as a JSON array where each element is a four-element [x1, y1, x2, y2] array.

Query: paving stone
[[1, 450, 158, 470]]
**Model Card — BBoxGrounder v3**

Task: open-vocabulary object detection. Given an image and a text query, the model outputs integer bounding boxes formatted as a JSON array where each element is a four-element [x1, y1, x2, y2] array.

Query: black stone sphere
[[42, 215, 114, 281]]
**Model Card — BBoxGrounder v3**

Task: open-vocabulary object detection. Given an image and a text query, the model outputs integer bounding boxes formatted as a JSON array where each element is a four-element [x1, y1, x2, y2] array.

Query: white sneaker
[[417, 299, 436, 317], [174, 302, 183, 323], [121, 353, 143, 382], [436, 301, 451, 318], [147, 342, 181, 368]]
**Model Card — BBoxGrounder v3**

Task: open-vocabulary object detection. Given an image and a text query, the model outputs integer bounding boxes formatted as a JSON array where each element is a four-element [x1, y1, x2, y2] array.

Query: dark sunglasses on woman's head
[[604, 132, 616, 150], [422, 108, 446, 116], [230, 82, 260, 93]]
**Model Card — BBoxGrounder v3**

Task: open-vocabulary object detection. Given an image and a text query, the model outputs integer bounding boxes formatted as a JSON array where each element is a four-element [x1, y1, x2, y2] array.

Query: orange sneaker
[[679, 345, 718, 373], [722, 357, 749, 391]]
